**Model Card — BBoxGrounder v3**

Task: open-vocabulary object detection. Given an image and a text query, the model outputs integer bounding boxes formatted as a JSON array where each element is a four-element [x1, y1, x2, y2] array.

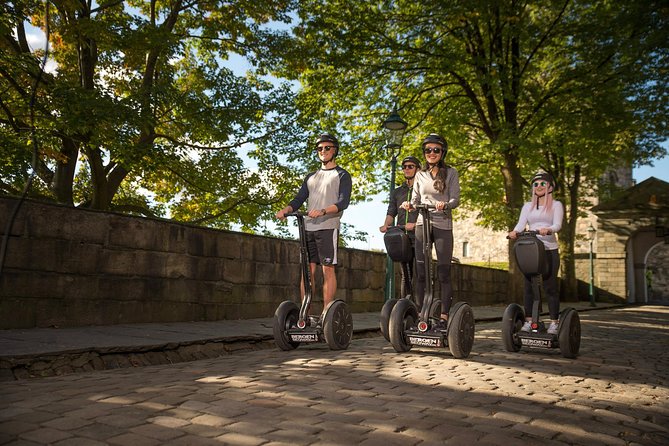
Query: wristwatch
[[320, 208, 327, 216]]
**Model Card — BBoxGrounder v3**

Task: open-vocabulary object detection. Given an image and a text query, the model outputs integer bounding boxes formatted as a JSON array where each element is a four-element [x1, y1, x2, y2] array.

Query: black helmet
[[315, 133, 339, 157], [531, 171, 555, 189], [401, 156, 421, 169], [421, 133, 448, 154]]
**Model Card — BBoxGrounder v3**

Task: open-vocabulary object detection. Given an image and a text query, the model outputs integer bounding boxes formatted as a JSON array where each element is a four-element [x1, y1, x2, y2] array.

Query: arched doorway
[[645, 242, 669, 303], [627, 228, 659, 304]]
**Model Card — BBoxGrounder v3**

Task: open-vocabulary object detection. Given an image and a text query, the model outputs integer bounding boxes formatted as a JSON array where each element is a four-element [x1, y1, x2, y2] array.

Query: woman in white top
[[508, 172, 564, 334], [402, 134, 460, 330]]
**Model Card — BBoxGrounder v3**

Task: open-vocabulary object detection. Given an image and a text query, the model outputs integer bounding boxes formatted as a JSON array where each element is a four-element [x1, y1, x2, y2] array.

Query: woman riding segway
[[406, 134, 460, 328], [503, 171, 580, 358], [387, 134, 475, 358], [508, 172, 563, 334]]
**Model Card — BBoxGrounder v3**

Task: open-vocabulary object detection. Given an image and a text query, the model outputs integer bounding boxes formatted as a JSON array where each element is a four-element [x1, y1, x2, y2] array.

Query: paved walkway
[[1, 305, 667, 445], [1, 302, 620, 380]]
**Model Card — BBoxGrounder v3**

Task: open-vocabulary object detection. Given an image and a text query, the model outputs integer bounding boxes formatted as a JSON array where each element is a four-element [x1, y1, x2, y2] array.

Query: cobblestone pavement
[[1, 306, 667, 446]]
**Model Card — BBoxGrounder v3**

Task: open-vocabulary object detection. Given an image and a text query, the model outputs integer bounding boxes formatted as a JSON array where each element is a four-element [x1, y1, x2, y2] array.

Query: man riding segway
[[273, 133, 354, 350], [379, 155, 421, 340]]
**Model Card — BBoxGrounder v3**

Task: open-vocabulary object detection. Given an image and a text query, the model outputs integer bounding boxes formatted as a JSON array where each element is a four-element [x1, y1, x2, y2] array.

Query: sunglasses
[[423, 147, 442, 154], [316, 146, 335, 152], [401, 164, 417, 170], [533, 181, 548, 187]]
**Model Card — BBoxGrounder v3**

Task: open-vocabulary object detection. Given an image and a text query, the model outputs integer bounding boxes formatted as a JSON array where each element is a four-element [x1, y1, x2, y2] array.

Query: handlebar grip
[[414, 204, 435, 210]]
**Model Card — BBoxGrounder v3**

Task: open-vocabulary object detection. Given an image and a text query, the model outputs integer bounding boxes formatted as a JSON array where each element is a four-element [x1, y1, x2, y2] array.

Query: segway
[[502, 231, 580, 358], [387, 204, 475, 358], [272, 212, 353, 351]]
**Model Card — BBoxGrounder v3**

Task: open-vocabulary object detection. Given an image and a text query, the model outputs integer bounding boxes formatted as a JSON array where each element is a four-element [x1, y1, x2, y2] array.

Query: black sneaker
[[308, 316, 321, 327]]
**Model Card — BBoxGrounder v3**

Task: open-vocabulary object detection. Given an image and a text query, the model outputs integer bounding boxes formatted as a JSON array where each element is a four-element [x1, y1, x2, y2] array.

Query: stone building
[[591, 176, 669, 303]]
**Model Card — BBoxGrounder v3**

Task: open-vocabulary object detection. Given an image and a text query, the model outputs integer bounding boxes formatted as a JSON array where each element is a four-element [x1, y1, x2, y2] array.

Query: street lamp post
[[382, 107, 408, 301], [587, 223, 596, 307]]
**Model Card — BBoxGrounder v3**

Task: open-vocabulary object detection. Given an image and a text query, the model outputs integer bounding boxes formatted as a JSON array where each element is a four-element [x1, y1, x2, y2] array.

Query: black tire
[[273, 301, 300, 351], [380, 299, 399, 342], [389, 298, 418, 353], [447, 302, 475, 359], [323, 300, 353, 350], [502, 303, 524, 352], [558, 308, 581, 359]]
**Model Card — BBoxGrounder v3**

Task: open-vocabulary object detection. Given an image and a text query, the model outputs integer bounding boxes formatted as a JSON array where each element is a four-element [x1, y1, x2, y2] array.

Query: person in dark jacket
[[379, 156, 421, 297]]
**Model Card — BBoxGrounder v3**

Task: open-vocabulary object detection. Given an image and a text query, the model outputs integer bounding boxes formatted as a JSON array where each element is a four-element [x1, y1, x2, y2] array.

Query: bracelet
[[321, 208, 326, 216]]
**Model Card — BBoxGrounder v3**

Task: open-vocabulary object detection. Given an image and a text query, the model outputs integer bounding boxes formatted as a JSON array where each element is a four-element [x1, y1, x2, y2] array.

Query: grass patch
[[464, 261, 509, 270]]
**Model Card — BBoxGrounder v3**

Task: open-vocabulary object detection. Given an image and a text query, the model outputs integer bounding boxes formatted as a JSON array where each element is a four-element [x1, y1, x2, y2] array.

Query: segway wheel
[[272, 301, 300, 351], [323, 300, 353, 350], [380, 298, 399, 342], [502, 303, 524, 352], [447, 302, 475, 359], [389, 298, 418, 353], [558, 308, 581, 358]]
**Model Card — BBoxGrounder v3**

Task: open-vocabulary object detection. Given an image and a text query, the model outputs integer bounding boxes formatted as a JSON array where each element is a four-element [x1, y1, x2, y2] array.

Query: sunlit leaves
[[280, 0, 667, 232], [1, 0, 303, 233]]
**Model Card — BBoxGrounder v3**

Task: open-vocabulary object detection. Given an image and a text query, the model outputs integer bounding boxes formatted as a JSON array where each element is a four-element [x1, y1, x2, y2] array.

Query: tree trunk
[[502, 148, 527, 306], [51, 137, 79, 206], [559, 165, 581, 302]]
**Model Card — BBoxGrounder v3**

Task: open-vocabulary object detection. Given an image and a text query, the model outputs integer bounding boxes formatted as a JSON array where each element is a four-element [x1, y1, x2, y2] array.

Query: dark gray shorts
[[306, 229, 338, 266]]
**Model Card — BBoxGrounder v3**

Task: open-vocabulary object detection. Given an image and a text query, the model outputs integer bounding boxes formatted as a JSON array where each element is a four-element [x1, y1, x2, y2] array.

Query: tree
[[272, 0, 668, 297], [0, 0, 307, 230]]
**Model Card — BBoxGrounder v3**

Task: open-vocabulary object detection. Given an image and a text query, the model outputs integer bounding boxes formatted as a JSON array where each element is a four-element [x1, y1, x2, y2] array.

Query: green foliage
[[0, 0, 304, 233], [275, 0, 668, 231], [2, 0, 667, 251]]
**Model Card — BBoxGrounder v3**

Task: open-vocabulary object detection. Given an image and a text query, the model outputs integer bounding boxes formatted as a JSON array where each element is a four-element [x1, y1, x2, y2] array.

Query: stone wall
[[1, 197, 512, 329], [453, 213, 507, 264]]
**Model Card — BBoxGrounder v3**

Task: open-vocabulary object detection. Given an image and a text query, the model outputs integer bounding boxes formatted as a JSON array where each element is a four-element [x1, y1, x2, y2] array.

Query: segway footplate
[[406, 329, 444, 348], [286, 328, 321, 343], [518, 332, 557, 349]]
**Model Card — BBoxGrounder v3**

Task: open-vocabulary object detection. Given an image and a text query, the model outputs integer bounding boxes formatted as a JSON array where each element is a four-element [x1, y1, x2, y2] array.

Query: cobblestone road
[[1, 306, 667, 445]]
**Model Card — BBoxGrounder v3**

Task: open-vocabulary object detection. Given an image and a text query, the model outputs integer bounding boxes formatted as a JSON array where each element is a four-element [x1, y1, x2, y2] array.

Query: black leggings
[[414, 226, 454, 316], [524, 249, 560, 320]]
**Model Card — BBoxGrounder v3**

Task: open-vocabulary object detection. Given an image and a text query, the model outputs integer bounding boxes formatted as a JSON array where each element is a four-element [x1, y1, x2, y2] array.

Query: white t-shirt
[[513, 201, 564, 250]]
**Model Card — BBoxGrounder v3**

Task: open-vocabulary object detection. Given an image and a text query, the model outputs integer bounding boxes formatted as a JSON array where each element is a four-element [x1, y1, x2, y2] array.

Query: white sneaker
[[547, 322, 559, 335], [520, 321, 532, 332]]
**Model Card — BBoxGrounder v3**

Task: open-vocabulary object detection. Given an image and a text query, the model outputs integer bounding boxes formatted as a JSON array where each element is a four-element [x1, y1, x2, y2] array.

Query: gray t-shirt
[[410, 166, 460, 230], [289, 166, 352, 231]]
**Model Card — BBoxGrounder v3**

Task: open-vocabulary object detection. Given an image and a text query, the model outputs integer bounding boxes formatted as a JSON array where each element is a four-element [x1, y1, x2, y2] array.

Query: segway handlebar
[[384, 225, 411, 230], [285, 211, 307, 217], [506, 229, 552, 239], [413, 203, 448, 212]]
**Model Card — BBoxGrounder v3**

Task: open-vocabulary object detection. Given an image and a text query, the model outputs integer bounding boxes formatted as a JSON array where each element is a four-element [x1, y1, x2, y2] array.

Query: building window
[[462, 241, 469, 258]]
